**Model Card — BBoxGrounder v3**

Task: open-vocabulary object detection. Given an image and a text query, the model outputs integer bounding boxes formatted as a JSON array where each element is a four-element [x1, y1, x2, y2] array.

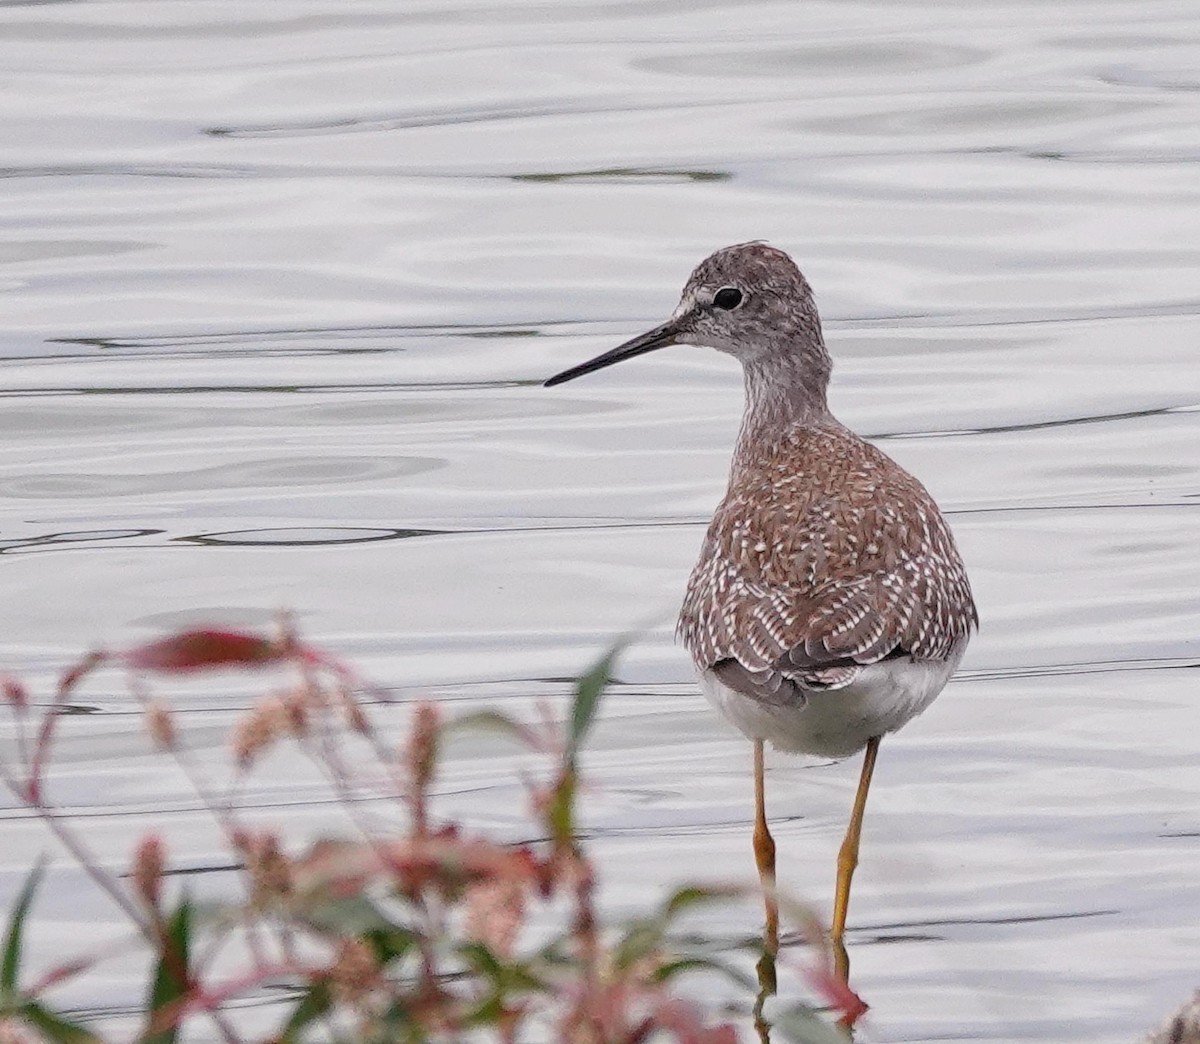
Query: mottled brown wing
[[683, 565, 932, 700], [710, 656, 864, 706], [678, 433, 977, 701]]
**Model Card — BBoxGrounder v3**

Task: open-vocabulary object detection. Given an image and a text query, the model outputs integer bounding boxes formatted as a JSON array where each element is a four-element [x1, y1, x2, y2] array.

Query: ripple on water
[[636, 40, 987, 79], [0, 455, 444, 499]]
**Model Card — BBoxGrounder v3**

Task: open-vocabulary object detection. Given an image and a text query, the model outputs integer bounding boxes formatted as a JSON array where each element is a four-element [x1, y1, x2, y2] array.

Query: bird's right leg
[[753, 738, 779, 956], [752, 738, 779, 1035]]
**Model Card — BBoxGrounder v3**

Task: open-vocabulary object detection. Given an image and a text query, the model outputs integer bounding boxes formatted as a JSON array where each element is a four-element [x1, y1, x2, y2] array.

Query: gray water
[[2, 2, 1200, 1041]]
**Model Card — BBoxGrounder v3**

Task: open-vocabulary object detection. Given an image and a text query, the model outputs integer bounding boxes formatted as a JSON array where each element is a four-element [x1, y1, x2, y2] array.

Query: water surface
[[2, 2, 1199, 1041]]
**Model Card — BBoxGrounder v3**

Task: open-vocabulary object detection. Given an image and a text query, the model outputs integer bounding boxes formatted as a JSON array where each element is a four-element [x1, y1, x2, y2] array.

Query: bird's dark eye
[[713, 287, 743, 310]]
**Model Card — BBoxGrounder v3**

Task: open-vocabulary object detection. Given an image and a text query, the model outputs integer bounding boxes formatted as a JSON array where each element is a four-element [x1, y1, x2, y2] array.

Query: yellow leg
[[752, 739, 779, 957], [752, 739, 779, 1026], [831, 735, 880, 983]]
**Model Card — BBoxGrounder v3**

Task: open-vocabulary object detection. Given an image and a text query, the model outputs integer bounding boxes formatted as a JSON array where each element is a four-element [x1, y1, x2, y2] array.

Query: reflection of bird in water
[[547, 243, 977, 994]]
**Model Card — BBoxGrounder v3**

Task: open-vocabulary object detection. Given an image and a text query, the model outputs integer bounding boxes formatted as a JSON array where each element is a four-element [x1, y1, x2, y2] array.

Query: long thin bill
[[543, 319, 681, 387]]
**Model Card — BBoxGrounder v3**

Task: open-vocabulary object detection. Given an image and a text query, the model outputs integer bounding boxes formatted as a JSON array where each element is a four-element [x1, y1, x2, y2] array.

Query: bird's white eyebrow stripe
[[670, 290, 698, 320]]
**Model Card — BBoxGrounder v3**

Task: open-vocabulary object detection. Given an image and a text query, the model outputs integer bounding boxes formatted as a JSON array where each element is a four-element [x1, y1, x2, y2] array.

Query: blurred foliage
[[0, 626, 855, 1043]]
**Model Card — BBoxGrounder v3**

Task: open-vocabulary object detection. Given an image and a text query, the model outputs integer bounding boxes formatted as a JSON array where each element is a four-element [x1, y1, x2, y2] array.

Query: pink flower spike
[[57, 650, 108, 697], [133, 833, 165, 909], [2, 677, 27, 708]]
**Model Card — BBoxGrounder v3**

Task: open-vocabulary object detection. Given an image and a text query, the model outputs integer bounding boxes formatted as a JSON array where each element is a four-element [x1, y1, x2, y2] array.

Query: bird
[[544, 242, 977, 982]]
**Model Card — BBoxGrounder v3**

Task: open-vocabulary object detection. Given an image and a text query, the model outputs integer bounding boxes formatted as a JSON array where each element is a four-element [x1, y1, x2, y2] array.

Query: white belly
[[697, 644, 965, 759]]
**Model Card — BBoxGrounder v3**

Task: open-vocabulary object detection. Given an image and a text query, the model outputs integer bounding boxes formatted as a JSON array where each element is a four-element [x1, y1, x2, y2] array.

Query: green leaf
[[445, 710, 542, 749], [459, 942, 544, 992], [371, 997, 420, 1043], [278, 980, 333, 1044], [545, 770, 576, 843], [2, 858, 45, 998], [567, 637, 630, 766], [612, 918, 661, 969], [463, 994, 506, 1028], [661, 884, 742, 921], [458, 943, 546, 1030], [144, 897, 191, 1044], [302, 894, 396, 936], [611, 885, 744, 970], [18, 1001, 102, 1044], [532, 937, 572, 968], [773, 1003, 853, 1044], [651, 955, 756, 992], [366, 927, 417, 967], [459, 941, 504, 983]]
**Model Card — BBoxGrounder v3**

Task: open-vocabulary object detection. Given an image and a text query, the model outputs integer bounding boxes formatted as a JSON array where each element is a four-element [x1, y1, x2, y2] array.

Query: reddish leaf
[[29, 956, 96, 995], [643, 998, 738, 1044], [119, 630, 286, 674], [806, 965, 868, 1029]]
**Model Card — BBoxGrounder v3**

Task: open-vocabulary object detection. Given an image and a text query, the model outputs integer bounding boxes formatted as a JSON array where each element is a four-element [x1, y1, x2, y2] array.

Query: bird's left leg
[[831, 734, 880, 983], [752, 738, 779, 1034]]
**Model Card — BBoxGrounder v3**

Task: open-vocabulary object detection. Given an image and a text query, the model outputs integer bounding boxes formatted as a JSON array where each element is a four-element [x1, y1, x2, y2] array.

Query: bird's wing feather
[[678, 428, 977, 702]]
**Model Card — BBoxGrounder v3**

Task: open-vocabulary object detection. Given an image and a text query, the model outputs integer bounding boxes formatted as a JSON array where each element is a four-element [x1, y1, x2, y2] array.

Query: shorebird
[[545, 243, 977, 976]]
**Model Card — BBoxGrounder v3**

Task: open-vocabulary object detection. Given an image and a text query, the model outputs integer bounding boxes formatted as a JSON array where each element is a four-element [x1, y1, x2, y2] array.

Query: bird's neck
[[733, 353, 833, 470]]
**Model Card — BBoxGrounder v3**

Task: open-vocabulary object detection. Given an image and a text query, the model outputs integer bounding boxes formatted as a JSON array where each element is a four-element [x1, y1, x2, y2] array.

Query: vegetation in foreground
[[0, 625, 861, 1043]]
